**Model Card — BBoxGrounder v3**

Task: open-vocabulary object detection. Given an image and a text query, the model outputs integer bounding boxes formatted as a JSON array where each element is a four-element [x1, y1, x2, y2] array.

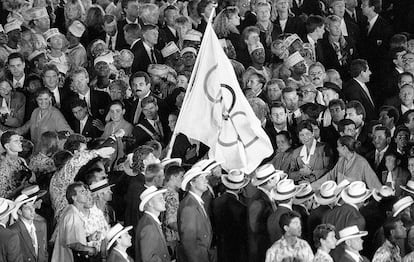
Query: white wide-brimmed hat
[[336, 225, 368, 245], [271, 179, 300, 201], [21, 185, 47, 199], [372, 185, 395, 202], [0, 198, 16, 220], [251, 164, 284, 186], [293, 182, 314, 205], [193, 159, 222, 172], [139, 186, 167, 212], [106, 223, 133, 250], [90, 179, 115, 194], [181, 167, 210, 191], [340, 181, 372, 205], [314, 181, 341, 205], [221, 169, 249, 190], [11, 194, 37, 220], [393, 196, 414, 217], [400, 180, 414, 195]]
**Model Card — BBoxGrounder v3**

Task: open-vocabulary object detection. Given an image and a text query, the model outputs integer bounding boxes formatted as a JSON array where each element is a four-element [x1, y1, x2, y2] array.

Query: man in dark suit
[[360, 0, 393, 85], [64, 67, 111, 124], [104, 14, 129, 51], [117, 0, 140, 51], [267, 179, 297, 244], [132, 96, 169, 147], [248, 164, 280, 262], [131, 24, 164, 74], [178, 168, 215, 262], [343, 59, 377, 122], [365, 126, 395, 181], [344, 0, 367, 31], [383, 47, 406, 99], [135, 186, 170, 262], [336, 225, 370, 262], [70, 99, 103, 139], [213, 170, 248, 262], [157, 6, 179, 50], [9, 195, 48, 262], [291, 0, 323, 17], [7, 52, 30, 91], [0, 197, 22, 262]]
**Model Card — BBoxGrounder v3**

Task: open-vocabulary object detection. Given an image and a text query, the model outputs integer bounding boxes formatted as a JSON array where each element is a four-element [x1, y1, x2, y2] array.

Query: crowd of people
[[1, 0, 414, 261]]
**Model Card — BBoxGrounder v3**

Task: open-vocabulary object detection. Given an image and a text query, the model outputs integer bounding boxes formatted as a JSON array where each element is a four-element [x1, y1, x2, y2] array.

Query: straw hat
[[372, 185, 395, 202], [336, 225, 368, 245], [161, 158, 182, 167], [193, 159, 222, 172], [0, 198, 16, 220], [4, 19, 21, 34], [284, 51, 305, 68], [180, 47, 198, 56], [106, 223, 133, 250], [340, 181, 371, 205], [393, 196, 414, 217], [293, 182, 314, 205], [89, 179, 115, 194], [11, 194, 37, 220], [21, 185, 47, 199], [221, 169, 249, 190], [400, 180, 414, 195], [138, 186, 167, 212], [181, 167, 210, 191], [251, 164, 284, 186], [43, 28, 64, 41], [271, 179, 300, 201]]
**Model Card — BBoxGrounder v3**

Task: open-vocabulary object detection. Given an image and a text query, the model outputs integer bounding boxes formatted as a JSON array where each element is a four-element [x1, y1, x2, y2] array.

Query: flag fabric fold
[[173, 22, 273, 173]]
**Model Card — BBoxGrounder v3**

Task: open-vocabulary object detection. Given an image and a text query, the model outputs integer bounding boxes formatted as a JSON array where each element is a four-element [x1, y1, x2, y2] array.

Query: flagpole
[[166, 7, 217, 158]]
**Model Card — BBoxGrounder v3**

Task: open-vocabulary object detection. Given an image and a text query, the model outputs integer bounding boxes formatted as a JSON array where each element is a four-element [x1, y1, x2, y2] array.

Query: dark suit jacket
[[271, 16, 306, 40], [267, 205, 291, 244], [289, 142, 333, 182], [124, 174, 146, 227], [344, 7, 367, 33], [365, 146, 396, 182], [247, 189, 274, 262], [9, 219, 48, 262], [64, 90, 111, 123], [135, 213, 170, 262], [291, 0, 323, 16], [116, 19, 130, 52], [0, 225, 22, 262], [293, 204, 310, 242], [316, 35, 356, 81], [107, 249, 134, 262], [177, 193, 214, 262], [337, 251, 369, 262], [71, 115, 103, 139], [322, 203, 366, 233], [213, 192, 248, 262], [132, 118, 169, 147], [307, 205, 331, 250], [343, 78, 377, 122], [157, 25, 179, 49], [131, 40, 164, 74]]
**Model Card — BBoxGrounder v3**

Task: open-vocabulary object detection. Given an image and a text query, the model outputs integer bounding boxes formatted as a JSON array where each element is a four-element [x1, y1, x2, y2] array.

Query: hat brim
[[91, 184, 115, 194], [251, 171, 279, 186], [400, 185, 414, 196], [11, 196, 37, 220], [340, 187, 372, 205], [161, 158, 182, 167], [314, 192, 338, 205], [181, 171, 210, 191], [272, 186, 301, 201], [139, 189, 167, 212], [293, 192, 315, 205], [27, 189, 47, 199], [336, 231, 368, 245], [393, 200, 414, 217], [221, 176, 249, 190], [107, 226, 133, 250], [0, 200, 16, 220]]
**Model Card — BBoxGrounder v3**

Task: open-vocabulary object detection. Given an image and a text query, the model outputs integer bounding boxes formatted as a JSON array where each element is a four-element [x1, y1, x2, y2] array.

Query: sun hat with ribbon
[[221, 169, 249, 190], [251, 164, 285, 186], [0, 198, 16, 220], [293, 182, 314, 205], [271, 179, 300, 201], [181, 167, 210, 191], [393, 196, 414, 217], [106, 223, 133, 250], [340, 181, 372, 205], [336, 225, 368, 245], [139, 185, 167, 212]]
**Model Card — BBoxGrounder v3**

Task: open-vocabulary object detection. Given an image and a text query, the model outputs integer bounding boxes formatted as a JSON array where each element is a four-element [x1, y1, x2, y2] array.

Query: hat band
[[296, 190, 314, 199], [91, 184, 111, 193], [276, 187, 296, 195], [202, 161, 217, 171], [320, 192, 335, 199], [256, 171, 275, 181], [348, 190, 367, 199]]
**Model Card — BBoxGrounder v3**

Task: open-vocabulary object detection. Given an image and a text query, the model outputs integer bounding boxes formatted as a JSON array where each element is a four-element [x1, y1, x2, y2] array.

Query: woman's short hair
[[313, 224, 335, 249], [40, 131, 59, 156]]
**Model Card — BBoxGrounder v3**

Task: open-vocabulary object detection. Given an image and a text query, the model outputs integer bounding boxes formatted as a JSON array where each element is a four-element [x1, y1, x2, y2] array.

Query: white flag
[[174, 22, 273, 173]]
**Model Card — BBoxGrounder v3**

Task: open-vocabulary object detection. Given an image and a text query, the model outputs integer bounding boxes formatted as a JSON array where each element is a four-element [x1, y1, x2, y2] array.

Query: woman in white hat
[[313, 224, 337, 262], [213, 169, 249, 262], [106, 223, 133, 262]]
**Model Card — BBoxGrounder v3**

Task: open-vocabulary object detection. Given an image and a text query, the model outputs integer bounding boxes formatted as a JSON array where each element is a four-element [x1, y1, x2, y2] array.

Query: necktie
[[29, 226, 38, 256], [352, 11, 357, 23], [108, 37, 113, 51], [133, 99, 142, 124], [154, 120, 164, 139], [151, 48, 157, 64], [375, 152, 381, 167]]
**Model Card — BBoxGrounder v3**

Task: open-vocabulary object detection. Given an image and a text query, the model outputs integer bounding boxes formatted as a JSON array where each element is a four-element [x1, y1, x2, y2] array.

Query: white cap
[[180, 47, 197, 56], [68, 20, 86, 38], [29, 7, 49, 20], [94, 51, 114, 66], [161, 41, 180, 58], [4, 19, 22, 34], [284, 51, 305, 68], [43, 28, 63, 41]]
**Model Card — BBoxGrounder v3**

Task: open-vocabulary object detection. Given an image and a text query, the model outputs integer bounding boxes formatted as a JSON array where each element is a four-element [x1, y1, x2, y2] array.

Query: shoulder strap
[[137, 123, 157, 140]]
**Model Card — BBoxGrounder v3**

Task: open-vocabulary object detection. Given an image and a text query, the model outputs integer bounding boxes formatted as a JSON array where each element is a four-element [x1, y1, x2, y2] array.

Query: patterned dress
[[163, 188, 180, 242], [49, 150, 97, 221], [265, 236, 314, 262], [0, 154, 30, 198], [372, 240, 402, 262], [82, 205, 110, 250], [29, 152, 56, 188]]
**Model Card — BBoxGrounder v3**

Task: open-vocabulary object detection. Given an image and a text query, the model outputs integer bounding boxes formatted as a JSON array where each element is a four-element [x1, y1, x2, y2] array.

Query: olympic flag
[[171, 21, 273, 173]]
